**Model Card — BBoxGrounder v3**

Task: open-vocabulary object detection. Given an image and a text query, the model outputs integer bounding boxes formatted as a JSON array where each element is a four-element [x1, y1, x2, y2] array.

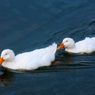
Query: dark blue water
[[0, 0, 95, 95]]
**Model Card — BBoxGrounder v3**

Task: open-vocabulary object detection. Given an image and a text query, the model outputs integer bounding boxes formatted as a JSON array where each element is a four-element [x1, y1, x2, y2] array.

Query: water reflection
[[56, 51, 75, 65], [0, 70, 14, 87], [57, 50, 95, 69], [62, 52, 75, 64]]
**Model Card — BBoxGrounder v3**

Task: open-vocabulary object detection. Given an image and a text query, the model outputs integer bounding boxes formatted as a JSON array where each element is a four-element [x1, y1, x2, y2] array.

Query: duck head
[[0, 49, 15, 65], [57, 38, 75, 50]]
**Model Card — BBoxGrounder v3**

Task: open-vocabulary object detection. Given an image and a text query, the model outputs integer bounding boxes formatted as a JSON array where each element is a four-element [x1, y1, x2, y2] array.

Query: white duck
[[0, 43, 57, 70], [57, 37, 95, 54]]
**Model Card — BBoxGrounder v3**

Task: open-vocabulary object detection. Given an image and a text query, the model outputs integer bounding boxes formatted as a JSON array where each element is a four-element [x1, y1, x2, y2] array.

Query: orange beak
[[57, 43, 65, 50], [0, 57, 4, 65]]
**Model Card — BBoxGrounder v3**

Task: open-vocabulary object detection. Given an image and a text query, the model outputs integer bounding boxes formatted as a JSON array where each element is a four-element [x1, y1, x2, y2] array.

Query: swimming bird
[[0, 43, 57, 70], [57, 37, 95, 54]]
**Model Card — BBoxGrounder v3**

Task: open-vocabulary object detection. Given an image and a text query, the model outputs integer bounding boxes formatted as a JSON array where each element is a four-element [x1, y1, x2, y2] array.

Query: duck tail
[[48, 43, 57, 55]]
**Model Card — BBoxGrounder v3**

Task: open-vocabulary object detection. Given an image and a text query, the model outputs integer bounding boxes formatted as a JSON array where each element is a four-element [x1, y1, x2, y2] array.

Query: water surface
[[0, 0, 95, 95]]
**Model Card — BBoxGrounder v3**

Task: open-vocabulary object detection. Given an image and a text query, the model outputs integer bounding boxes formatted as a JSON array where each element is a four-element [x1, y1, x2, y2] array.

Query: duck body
[[58, 37, 95, 54], [1, 43, 57, 70]]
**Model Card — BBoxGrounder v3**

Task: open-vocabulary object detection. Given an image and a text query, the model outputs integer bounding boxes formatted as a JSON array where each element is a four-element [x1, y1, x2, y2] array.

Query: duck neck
[[2, 58, 15, 69], [67, 44, 75, 49]]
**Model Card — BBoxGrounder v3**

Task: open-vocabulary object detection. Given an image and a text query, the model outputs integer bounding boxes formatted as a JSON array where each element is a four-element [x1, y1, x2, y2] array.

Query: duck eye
[[66, 40, 68, 42], [5, 53, 7, 55]]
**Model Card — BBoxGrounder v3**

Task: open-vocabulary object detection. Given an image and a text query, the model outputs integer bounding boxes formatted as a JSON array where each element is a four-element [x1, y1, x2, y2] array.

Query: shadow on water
[[0, 69, 14, 87]]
